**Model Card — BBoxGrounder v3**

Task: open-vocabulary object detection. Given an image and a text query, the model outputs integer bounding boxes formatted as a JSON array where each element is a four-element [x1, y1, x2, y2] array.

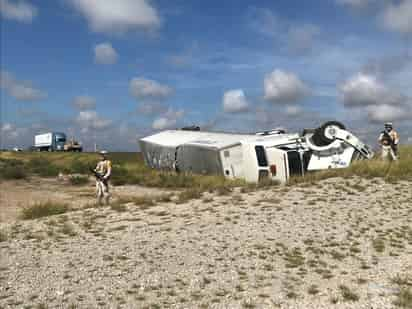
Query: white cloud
[[69, 0, 160, 34], [383, 0, 412, 34], [0, 70, 46, 101], [339, 72, 412, 124], [152, 108, 184, 130], [129, 77, 173, 100], [339, 73, 404, 107], [94, 42, 118, 65], [152, 117, 174, 130], [72, 96, 96, 110], [366, 104, 411, 123], [0, 0, 37, 23], [288, 24, 320, 52], [222, 89, 249, 113], [76, 110, 112, 131], [138, 101, 167, 115], [1, 122, 22, 140], [264, 69, 309, 103], [285, 105, 303, 116]]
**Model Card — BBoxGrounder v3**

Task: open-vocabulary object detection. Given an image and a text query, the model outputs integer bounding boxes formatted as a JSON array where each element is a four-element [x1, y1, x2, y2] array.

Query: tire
[[310, 121, 346, 147]]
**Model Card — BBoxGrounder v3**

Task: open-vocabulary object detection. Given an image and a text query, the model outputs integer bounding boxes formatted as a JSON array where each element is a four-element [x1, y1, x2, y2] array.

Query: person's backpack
[[380, 131, 393, 145]]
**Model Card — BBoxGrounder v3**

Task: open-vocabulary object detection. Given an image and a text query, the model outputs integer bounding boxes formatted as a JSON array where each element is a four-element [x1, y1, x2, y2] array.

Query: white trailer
[[139, 121, 374, 183], [34, 132, 67, 151]]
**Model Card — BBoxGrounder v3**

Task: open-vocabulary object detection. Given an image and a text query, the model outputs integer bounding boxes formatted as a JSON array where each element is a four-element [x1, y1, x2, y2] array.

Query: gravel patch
[[0, 177, 411, 308]]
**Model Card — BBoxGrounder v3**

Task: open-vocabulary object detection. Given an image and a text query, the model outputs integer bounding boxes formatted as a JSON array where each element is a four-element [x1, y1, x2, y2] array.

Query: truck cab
[[242, 144, 287, 183], [54, 133, 67, 151], [241, 140, 309, 183]]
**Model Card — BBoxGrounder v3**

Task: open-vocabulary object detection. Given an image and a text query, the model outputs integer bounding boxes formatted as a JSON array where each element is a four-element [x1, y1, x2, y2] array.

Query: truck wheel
[[310, 121, 346, 146]]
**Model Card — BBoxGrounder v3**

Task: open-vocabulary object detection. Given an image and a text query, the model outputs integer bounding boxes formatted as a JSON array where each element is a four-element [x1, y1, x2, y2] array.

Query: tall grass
[[21, 201, 69, 220], [26, 157, 60, 177], [289, 145, 412, 184]]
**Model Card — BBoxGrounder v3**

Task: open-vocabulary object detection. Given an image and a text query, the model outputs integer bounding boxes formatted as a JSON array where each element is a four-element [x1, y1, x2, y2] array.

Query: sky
[[0, 0, 412, 151]]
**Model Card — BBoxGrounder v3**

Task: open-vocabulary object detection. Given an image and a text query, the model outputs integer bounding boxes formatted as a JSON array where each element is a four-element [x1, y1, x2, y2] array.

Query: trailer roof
[[140, 130, 251, 148], [140, 130, 300, 149]]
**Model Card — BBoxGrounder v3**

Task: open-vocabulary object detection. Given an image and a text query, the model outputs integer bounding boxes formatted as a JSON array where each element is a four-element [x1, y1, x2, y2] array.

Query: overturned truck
[[139, 121, 374, 183]]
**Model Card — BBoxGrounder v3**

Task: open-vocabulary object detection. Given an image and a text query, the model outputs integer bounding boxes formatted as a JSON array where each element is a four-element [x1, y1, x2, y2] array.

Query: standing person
[[94, 150, 112, 205], [378, 122, 400, 161]]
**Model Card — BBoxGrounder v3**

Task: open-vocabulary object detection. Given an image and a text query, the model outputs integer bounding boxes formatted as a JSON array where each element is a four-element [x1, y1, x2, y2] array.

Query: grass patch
[[0, 230, 8, 242], [394, 288, 412, 308], [26, 157, 60, 177], [372, 237, 386, 253], [110, 202, 127, 212], [69, 175, 89, 186], [60, 222, 77, 236], [307, 284, 320, 295], [289, 145, 412, 184], [391, 274, 412, 308], [177, 188, 203, 203], [0, 158, 27, 180], [283, 247, 305, 268], [338, 285, 359, 302], [3, 146, 411, 189], [21, 201, 69, 220]]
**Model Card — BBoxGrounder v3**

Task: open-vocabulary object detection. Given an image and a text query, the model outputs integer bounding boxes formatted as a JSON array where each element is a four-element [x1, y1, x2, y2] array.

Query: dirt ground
[[0, 177, 173, 222], [0, 176, 412, 309]]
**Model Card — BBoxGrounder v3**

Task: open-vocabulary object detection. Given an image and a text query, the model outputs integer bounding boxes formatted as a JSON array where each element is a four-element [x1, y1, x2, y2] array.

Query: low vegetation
[[0, 152, 244, 193], [289, 145, 412, 185], [21, 201, 69, 220], [338, 284, 359, 302], [392, 274, 412, 308], [0, 229, 8, 242], [1, 145, 411, 189], [0, 158, 27, 180], [395, 288, 412, 308], [69, 175, 89, 186]]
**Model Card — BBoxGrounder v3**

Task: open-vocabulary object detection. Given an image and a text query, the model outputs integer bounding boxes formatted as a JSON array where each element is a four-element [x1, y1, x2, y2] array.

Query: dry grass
[[0, 229, 8, 242], [21, 201, 69, 220], [1, 146, 411, 190], [289, 145, 412, 184]]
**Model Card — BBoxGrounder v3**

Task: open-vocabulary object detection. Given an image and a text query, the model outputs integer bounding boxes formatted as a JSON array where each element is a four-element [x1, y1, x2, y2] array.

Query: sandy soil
[[0, 176, 411, 308], [0, 177, 173, 222]]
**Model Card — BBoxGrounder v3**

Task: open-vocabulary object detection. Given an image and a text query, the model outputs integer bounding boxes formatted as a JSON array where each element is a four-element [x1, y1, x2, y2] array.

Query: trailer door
[[265, 148, 289, 183]]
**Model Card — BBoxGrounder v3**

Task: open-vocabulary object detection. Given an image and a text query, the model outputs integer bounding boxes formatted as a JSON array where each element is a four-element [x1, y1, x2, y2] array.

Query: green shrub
[[110, 165, 131, 186], [0, 158, 27, 180], [27, 157, 60, 177], [68, 159, 89, 174], [21, 201, 69, 220], [1, 165, 27, 180], [69, 175, 89, 186]]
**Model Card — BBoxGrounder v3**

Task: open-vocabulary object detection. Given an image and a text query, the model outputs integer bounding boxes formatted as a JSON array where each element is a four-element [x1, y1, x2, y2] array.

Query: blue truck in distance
[[34, 132, 82, 152]]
